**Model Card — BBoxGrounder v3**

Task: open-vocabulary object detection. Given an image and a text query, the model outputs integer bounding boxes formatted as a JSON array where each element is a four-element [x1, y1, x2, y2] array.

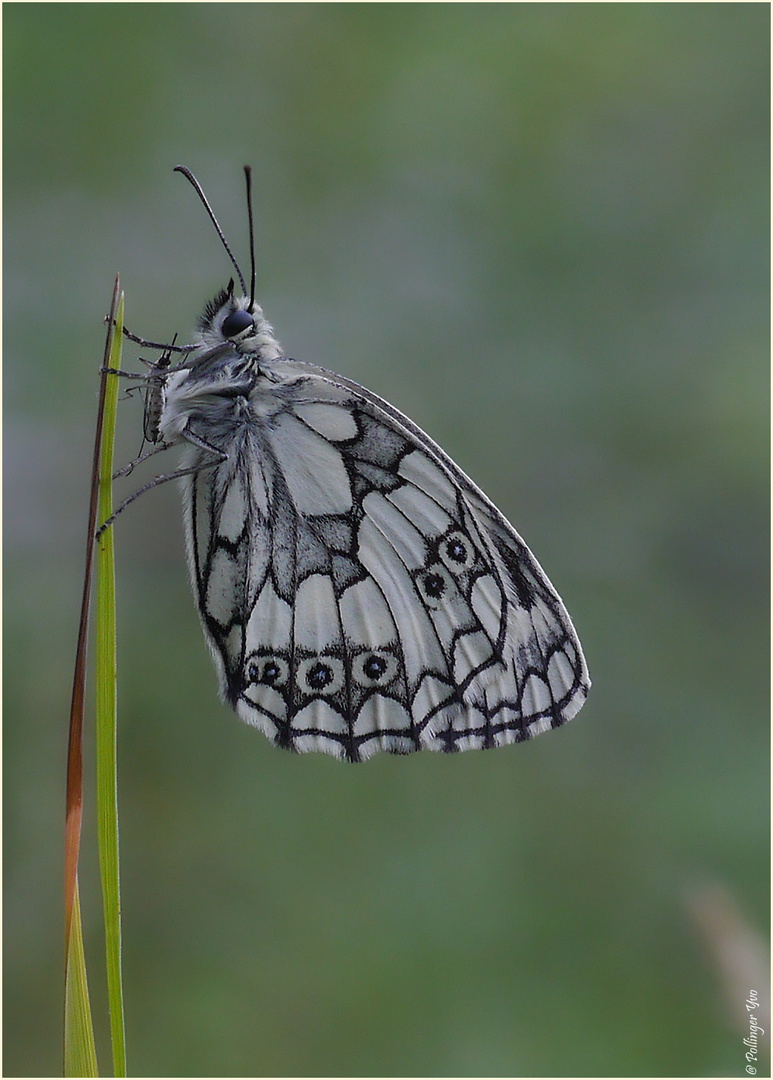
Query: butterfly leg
[[112, 441, 175, 480], [102, 316, 194, 354], [96, 429, 226, 539], [101, 366, 150, 379]]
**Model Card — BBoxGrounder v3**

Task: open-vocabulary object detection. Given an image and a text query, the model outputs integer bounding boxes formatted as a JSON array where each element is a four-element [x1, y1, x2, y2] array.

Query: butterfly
[[117, 167, 590, 762]]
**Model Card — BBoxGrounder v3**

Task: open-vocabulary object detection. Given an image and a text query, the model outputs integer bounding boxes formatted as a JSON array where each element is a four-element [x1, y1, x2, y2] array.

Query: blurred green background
[[4, 4, 768, 1077]]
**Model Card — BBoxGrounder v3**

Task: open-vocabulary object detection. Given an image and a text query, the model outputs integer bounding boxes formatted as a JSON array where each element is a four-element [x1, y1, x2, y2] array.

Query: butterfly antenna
[[173, 166, 247, 296], [243, 165, 257, 310]]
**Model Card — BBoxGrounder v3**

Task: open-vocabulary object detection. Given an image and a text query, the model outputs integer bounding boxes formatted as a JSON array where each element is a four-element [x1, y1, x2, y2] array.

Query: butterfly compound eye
[[221, 308, 255, 338]]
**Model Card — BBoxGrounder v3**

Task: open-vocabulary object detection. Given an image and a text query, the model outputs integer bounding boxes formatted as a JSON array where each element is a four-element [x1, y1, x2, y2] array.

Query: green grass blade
[[64, 879, 99, 1077], [95, 293, 127, 1078], [65, 278, 124, 1078]]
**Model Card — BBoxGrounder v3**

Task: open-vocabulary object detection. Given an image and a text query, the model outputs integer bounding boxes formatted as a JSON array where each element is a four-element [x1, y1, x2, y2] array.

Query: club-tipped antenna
[[173, 166, 247, 296], [244, 165, 257, 310]]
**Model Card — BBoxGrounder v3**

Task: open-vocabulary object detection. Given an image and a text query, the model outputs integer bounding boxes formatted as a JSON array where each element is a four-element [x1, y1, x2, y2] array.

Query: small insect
[[114, 167, 590, 762]]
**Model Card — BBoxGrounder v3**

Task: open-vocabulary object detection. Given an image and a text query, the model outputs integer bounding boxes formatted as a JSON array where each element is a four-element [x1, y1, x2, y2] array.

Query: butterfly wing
[[178, 356, 590, 761]]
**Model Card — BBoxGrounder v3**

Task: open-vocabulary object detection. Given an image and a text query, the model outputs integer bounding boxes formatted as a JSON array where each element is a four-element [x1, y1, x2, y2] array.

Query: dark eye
[[221, 309, 254, 338]]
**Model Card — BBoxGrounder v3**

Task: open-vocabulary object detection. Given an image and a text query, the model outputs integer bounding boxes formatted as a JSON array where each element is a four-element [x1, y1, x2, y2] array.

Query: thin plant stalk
[[95, 290, 127, 1078]]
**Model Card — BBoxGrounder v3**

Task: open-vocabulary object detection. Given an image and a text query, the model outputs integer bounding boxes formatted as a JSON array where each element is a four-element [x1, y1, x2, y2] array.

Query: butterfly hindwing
[[174, 354, 589, 761]]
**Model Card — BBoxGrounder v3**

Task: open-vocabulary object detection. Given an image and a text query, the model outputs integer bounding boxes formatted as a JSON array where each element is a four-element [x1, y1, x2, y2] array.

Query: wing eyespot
[[296, 656, 345, 697], [416, 565, 453, 608], [353, 650, 398, 688], [438, 529, 477, 572], [247, 654, 290, 687]]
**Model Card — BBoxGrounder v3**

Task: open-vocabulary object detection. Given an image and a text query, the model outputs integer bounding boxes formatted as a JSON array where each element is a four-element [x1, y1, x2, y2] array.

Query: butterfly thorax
[[157, 285, 287, 445], [158, 350, 285, 445]]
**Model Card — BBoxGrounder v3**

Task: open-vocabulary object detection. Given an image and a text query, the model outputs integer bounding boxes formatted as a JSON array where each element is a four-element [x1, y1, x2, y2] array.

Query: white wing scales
[[166, 342, 590, 762]]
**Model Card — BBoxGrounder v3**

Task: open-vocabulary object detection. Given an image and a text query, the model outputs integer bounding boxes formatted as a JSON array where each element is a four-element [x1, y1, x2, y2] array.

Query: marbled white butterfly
[[117, 167, 590, 762]]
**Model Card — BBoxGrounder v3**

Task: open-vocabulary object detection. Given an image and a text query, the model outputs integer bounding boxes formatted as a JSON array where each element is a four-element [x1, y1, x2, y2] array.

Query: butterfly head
[[197, 278, 283, 361]]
